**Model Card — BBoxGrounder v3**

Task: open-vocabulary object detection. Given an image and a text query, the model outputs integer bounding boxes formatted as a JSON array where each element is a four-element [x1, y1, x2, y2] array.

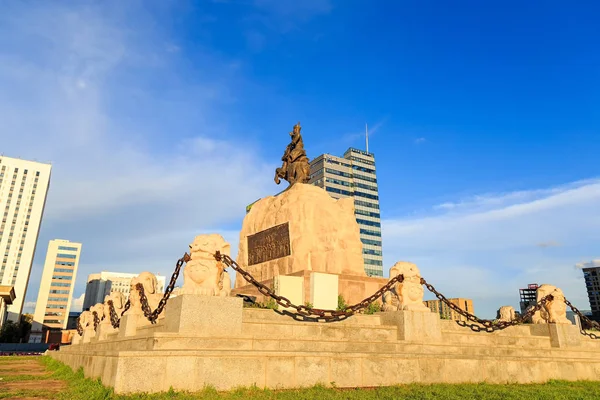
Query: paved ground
[[0, 356, 66, 400]]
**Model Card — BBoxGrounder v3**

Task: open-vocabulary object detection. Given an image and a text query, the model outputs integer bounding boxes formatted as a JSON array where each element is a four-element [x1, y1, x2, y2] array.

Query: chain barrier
[[76, 316, 83, 336], [564, 299, 600, 340], [421, 277, 554, 333], [92, 311, 100, 331], [215, 251, 403, 321], [120, 300, 131, 317], [107, 300, 121, 329], [134, 253, 189, 324]]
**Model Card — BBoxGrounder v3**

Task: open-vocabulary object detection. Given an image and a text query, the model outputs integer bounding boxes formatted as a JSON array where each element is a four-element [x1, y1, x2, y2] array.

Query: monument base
[[232, 269, 388, 306], [50, 295, 600, 394]]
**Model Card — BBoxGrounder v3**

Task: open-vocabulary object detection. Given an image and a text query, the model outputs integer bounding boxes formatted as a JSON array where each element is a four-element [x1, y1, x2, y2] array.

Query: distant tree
[[0, 314, 34, 343], [0, 320, 21, 343]]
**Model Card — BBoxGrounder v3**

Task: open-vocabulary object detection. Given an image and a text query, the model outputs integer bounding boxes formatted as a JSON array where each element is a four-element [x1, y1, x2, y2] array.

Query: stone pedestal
[[235, 184, 366, 288], [119, 314, 143, 338], [96, 324, 117, 341], [233, 270, 388, 307], [274, 276, 304, 311], [82, 329, 95, 343], [380, 310, 442, 342], [531, 323, 581, 348], [163, 294, 243, 336], [310, 272, 338, 309]]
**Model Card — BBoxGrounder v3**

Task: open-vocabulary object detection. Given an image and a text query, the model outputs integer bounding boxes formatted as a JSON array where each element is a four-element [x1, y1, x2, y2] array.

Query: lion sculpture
[[78, 310, 94, 331], [101, 291, 126, 326], [125, 271, 164, 319], [181, 233, 232, 297], [531, 284, 571, 325], [497, 306, 516, 323], [382, 261, 429, 312], [90, 303, 105, 327]]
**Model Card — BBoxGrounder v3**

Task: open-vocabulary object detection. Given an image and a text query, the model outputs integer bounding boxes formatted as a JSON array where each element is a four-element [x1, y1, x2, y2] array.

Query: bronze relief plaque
[[247, 222, 291, 266]]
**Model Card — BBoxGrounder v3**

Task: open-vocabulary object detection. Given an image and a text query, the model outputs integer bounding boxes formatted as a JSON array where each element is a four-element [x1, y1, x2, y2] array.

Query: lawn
[[0, 355, 599, 399]]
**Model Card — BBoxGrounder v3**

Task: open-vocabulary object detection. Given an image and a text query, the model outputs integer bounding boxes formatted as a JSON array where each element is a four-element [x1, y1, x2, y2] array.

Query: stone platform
[[51, 295, 600, 394]]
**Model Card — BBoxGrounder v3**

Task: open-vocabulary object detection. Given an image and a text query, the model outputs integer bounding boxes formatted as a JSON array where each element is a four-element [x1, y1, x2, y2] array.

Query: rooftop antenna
[[365, 123, 369, 153]]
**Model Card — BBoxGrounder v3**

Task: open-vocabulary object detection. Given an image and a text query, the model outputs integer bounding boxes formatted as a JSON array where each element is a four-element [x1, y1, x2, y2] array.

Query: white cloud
[[70, 294, 85, 312], [22, 301, 36, 315], [414, 137, 426, 144], [382, 179, 600, 317], [0, 3, 276, 305]]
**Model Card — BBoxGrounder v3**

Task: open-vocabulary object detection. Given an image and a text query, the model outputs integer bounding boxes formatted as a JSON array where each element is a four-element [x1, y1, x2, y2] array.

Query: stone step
[[242, 308, 383, 326], [72, 331, 600, 361], [441, 330, 553, 348], [242, 321, 397, 342]]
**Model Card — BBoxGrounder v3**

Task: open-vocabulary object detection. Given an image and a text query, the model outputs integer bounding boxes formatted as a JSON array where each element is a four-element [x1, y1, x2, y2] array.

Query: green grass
[[1, 356, 600, 399]]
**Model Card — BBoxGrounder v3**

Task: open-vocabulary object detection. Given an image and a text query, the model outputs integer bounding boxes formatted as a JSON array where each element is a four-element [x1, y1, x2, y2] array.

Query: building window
[[58, 246, 79, 251], [56, 253, 77, 259]]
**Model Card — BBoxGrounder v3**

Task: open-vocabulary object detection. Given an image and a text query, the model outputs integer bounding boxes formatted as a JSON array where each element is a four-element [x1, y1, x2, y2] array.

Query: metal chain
[[76, 316, 83, 336], [422, 277, 554, 333], [92, 311, 100, 331], [120, 300, 131, 317], [136, 283, 155, 323], [564, 298, 600, 340], [148, 254, 189, 322], [107, 300, 120, 329], [215, 251, 403, 321]]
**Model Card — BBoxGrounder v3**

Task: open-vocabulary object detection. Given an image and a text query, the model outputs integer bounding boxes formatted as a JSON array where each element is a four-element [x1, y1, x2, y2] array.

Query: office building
[[519, 283, 539, 314], [0, 156, 52, 326], [83, 271, 166, 310], [424, 298, 474, 321], [29, 240, 82, 343], [309, 148, 383, 277], [579, 260, 600, 320]]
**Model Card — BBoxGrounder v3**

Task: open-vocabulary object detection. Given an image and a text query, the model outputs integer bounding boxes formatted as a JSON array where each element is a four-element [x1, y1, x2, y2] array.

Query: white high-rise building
[[83, 271, 166, 311], [29, 240, 81, 342], [0, 156, 52, 325]]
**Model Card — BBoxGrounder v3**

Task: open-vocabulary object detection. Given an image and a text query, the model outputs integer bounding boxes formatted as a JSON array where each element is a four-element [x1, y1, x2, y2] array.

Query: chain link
[[215, 251, 403, 321], [564, 298, 600, 340], [92, 311, 100, 331], [120, 300, 131, 317], [76, 316, 83, 336], [107, 300, 121, 329], [422, 277, 554, 333], [136, 283, 155, 323]]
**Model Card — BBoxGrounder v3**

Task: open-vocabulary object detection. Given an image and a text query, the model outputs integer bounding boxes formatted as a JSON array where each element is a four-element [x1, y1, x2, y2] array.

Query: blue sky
[[1, 1, 599, 317]]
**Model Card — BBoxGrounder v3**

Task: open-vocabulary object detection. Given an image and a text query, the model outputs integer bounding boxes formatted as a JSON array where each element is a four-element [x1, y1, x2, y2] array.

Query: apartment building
[[580, 260, 600, 319], [83, 271, 166, 310], [309, 148, 383, 277], [424, 298, 475, 321], [29, 240, 82, 342], [0, 156, 52, 325]]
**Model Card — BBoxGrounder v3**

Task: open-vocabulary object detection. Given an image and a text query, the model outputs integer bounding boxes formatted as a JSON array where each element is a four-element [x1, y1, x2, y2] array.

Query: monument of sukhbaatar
[[51, 122, 600, 394]]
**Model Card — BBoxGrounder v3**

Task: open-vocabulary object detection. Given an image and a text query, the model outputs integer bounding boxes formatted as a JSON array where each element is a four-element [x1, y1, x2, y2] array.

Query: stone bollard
[[163, 294, 243, 336]]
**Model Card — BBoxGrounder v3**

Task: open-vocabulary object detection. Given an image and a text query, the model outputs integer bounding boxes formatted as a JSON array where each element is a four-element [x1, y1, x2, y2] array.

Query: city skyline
[[3, 2, 600, 319]]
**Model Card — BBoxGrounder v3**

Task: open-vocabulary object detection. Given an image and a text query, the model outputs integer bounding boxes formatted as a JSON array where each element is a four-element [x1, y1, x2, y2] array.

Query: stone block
[[380, 310, 442, 342], [96, 324, 117, 341], [266, 357, 296, 389], [310, 272, 338, 310], [548, 323, 581, 348], [82, 329, 95, 343], [274, 275, 304, 310], [163, 294, 243, 336], [118, 314, 142, 338]]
